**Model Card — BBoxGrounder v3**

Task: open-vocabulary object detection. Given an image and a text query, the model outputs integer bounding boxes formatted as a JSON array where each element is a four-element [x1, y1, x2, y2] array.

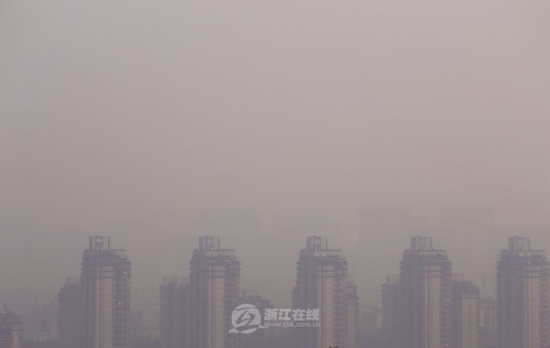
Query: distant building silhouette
[[345, 281, 359, 348], [81, 236, 131, 348], [237, 290, 273, 348], [359, 305, 382, 335], [160, 276, 188, 348], [451, 274, 479, 348], [479, 296, 497, 348], [292, 236, 358, 348], [58, 277, 81, 348], [497, 237, 549, 348], [399, 237, 452, 348], [358, 305, 383, 348], [188, 236, 240, 348], [382, 275, 400, 348], [0, 302, 22, 348]]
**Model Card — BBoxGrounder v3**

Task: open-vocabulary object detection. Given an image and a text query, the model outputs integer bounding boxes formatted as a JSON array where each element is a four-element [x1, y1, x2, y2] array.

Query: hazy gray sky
[[1, 0, 549, 309]]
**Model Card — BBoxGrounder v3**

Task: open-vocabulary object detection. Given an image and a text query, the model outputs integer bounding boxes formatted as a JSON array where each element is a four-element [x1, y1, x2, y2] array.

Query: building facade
[[188, 236, 240, 348], [58, 277, 82, 348], [237, 290, 273, 348], [451, 275, 479, 348], [359, 305, 382, 335], [160, 276, 189, 348], [479, 296, 497, 348], [345, 281, 359, 348], [81, 236, 132, 348], [382, 275, 401, 348], [0, 303, 22, 348], [292, 236, 358, 348], [497, 237, 550, 348], [399, 236, 452, 348]]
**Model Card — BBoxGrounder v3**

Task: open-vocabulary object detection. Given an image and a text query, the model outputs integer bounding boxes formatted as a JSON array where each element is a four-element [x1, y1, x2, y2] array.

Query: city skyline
[[45, 235, 548, 305], [3, 0, 549, 346], [3, 0, 550, 314], [20, 232, 550, 308], [4, 233, 550, 348], [2, 206, 547, 312]]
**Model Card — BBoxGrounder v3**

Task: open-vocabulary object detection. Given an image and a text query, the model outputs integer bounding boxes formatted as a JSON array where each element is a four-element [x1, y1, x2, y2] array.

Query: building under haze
[[345, 281, 360, 348], [292, 236, 358, 348], [451, 275, 479, 348], [382, 275, 401, 348], [399, 236, 452, 348], [497, 237, 550, 348], [0, 303, 22, 348], [160, 275, 189, 348], [479, 296, 497, 348], [358, 305, 382, 348], [359, 305, 382, 335], [58, 277, 82, 348], [188, 236, 240, 348], [237, 290, 274, 348], [81, 236, 132, 348]]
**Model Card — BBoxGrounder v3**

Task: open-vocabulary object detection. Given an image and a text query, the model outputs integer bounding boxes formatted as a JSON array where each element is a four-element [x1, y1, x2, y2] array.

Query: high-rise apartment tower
[[451, 274, 479, 348], [399, 236, 452, 348], [58, 277, 82, 348], [292, 236, 358, 348], [188, 236, 240, 348], [497, 237, 549, 348], [81, 236, 131, 348]]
